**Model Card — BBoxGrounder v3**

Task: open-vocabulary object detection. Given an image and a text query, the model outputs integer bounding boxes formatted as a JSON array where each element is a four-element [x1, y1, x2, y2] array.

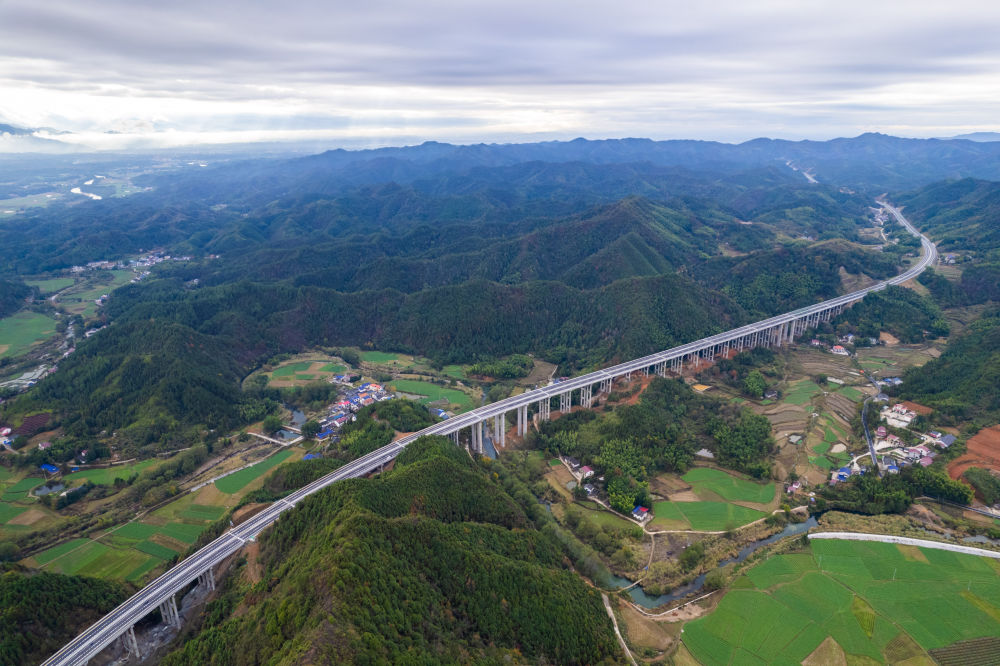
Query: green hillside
[[160, 437, 621, 665]]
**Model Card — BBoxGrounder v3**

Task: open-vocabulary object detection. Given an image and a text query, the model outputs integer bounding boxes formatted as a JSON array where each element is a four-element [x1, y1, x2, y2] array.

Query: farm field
[[650, 500, 766, 532], [68, 459, 163, 486], [360, 350, 404, 364], [389, 379, 474, 411], [682, 468, 776, 505], [215, 449, 294, 494], [24, 277, 76, 293], [59, 269, 134, 316], [264, 355, 353, 387], [0, 311, 58, 358], [682, 538, 1000, 664], [782, 379, 823, 406], [2, 476, 45, 501]]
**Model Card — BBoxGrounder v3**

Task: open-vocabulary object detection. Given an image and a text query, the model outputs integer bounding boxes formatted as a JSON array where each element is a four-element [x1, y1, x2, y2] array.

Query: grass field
[[442, 364, 467, 379], [0, 311, 58, 358], [271, 361, 312, 377], [69, 459, 162, 486], [24, 277, 76, 293], [783, 380, 823, 406], [0, 502, 27, 523], [683, 539, 1000, 664], [33, 538, 91, 566], [389, 379, 474, 411], [651, 500, 766, 531], [2, 477, 44, 501], [215, 449, 294, 494], [361, 351, 401, 363], [319, 363, 346, 374], [682, 468, 776, 504], [839, 386, 865, 401]]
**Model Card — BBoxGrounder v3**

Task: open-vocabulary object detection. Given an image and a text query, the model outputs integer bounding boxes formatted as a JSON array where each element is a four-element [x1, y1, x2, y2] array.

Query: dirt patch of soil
[[619, 604, 677, 650], [650, 474, 690, 496], [668, 490, 701, 502], [243, 541, 263, 584], [7, 508, 45, 526], [948, 425, 1000, 480], [802, 636, 847, 666], [830, 444, 846, 453], [900, 400, 933, 416], [907, 503, 945, 527], [232, 502, 268, 526], [880, 331, 900, 345]]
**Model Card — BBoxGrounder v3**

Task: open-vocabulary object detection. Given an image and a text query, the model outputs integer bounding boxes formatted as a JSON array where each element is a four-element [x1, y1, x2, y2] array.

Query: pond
[[611, 516, 819, 609], [34, 483, 65, 496]]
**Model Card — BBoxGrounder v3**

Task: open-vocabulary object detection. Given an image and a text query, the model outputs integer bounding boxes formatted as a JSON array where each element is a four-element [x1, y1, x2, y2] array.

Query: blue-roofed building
[[316, 428, 335, 441], [40, 463, 59, 474], [838, 466, 852, 475], [939, 434, 957, 448], [303, 453, 319, 460]]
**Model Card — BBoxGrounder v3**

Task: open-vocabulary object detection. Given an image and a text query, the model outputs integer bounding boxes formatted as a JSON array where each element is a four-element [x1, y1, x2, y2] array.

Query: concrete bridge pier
[[580, 385, 593, 408], [516, 405, 527, 437], [559, 392, 571, 414], [599, 379, 611, 394], [120, 625, 139, 660], [450, 431, 459, 445], [494, 413, 505, 448], [159, 596, 180, 628], [198, 568, 216, 592], [537, 398, 551, 422]]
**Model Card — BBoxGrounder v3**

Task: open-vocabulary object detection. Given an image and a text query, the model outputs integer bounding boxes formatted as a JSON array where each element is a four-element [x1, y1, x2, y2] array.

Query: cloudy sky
[[1, 0, 999, 150]]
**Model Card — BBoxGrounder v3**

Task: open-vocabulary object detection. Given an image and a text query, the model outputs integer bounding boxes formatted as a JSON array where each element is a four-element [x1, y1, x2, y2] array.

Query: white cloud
[[1, 0, 1000, 149]]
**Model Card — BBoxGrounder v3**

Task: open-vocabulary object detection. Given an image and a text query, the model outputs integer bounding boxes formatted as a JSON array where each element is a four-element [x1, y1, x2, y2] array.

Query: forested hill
[[895, 178, 1000, 256], [160, 437, 623, 665], [898, 308, 1000, 428]]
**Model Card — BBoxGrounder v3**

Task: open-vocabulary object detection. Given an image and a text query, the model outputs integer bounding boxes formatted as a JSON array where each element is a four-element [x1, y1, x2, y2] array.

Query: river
[[609, 516, 819, 608]]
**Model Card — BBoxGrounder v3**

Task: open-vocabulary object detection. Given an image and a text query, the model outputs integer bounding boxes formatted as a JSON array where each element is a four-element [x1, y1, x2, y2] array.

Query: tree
[[262, 415, 283, 435], [300, 420, 321, 439], [743, 369, 766, 398]]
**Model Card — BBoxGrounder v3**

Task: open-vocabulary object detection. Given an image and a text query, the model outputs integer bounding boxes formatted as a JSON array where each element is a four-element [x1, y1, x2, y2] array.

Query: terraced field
[[683, 539, 1000, 664]]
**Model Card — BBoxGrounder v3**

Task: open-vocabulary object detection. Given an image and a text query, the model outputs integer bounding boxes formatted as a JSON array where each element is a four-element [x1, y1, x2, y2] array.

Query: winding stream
[[611, 516, 819, 608]]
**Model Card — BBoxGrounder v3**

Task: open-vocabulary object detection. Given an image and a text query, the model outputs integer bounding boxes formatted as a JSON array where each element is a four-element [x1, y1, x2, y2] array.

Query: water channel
[[609, 516, 819, 608]]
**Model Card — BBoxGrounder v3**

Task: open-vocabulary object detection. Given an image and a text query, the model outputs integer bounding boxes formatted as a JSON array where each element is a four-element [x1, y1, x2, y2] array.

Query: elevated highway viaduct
[[43, 201, 935, 664]]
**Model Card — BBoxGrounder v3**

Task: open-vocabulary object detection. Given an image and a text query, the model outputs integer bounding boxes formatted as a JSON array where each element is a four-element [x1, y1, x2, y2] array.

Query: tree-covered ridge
[[694, 241, 900, 318], [0, 566, 128, 665], [0, 279, 30, 318], [895, 178, 1000, 256], [161, 437, 622, 665], [897, 308, 1000, 427], [834, 285, 949, 343]]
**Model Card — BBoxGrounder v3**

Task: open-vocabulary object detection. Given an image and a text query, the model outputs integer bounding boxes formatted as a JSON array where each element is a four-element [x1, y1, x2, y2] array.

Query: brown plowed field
[[948, 425, 1000, 479]]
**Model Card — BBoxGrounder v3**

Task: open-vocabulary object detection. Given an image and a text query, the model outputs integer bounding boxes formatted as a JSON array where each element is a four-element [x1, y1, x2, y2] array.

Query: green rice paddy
[[271, 361, 312, 377], [0, 311, 58, 358], [24, 277, 76, 293], [389, 379, 474, 411], [319, 363, 346, 374], [782, 380, 823, 406], [360, 351, 401, 363], [215, 449, 294, 494], [682, 468, 775, 504], [651, 500, 766, 531], [69, 459, 162, 486], [0, 503, 27, 523], [683, 539, 1000, 664]]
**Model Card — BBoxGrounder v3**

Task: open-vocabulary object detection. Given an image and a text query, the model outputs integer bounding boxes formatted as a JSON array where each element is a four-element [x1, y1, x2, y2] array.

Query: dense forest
[[0, 136, 929, 456], [896, 307, 1000, 427], [0, 565, 128, 665], [160, 437, 622, 665]]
